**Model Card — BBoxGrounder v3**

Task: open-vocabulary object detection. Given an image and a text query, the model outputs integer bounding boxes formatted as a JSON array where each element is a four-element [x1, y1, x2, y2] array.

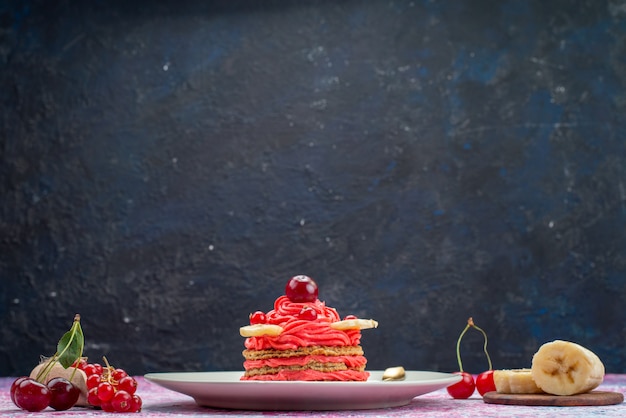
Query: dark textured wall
[[1, 0, 625, 376]]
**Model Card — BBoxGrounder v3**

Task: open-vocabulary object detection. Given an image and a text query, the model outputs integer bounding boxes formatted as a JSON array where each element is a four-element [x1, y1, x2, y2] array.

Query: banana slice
[[330, 319, 378, 331], [383, 366, 406, 381], [493, 368, 544, 394], [531, 340, 605, 396], [239, 324, 284, 337]]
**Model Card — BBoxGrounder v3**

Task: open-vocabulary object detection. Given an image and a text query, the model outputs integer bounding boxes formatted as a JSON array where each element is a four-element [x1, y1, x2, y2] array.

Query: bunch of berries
[[10, 315, 85, 412], [76, 358, 142, 413]]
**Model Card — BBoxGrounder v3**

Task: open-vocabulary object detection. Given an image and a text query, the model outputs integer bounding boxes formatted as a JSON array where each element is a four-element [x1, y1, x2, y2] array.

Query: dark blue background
[[1, 0, 625, 376]]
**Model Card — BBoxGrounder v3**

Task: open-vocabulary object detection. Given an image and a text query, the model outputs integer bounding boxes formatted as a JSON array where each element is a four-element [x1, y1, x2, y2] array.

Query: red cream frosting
[[245, 369, 368, 381], [244, 295, 363, 351]]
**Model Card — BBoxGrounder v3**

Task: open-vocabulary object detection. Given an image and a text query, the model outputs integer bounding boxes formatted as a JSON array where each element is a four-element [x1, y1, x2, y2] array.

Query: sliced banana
[[531, 340, 604, 396], [330, 319, 378, 330], [493, 368, 544, 394], [383, 366, 406, 381], [239, 324, 284, 337]]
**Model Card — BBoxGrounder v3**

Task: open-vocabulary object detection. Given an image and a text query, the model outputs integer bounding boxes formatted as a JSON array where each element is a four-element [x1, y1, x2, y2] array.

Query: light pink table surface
[[1, 375, 624, 417]]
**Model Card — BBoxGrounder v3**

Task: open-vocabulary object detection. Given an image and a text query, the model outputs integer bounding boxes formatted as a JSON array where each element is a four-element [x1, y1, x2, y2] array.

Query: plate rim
[[144, 369, 460, 384], [143, 370, 462, 411]]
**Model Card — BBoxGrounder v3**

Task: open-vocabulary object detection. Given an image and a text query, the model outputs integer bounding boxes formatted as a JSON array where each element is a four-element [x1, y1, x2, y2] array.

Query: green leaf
[[56, 319, 84, 369]]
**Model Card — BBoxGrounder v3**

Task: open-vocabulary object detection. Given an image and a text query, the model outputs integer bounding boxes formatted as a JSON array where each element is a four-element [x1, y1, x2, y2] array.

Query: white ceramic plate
[[144, 370, 461, 410]]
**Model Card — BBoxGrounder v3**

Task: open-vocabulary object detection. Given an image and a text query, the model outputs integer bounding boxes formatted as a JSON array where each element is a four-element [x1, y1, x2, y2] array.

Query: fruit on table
[[10, 314, 142, 413], [447, 371, 476, 399], [531, 340, 604, 396], [493, 368, 544, 394], [446, 317, 494, 399], [475, 369, 497, 396], [81, 357, 142, 413], [30, 361, 88, 406], [11, 314, 84, 412], [12, 378, 52, 412], [47, 377, 82, 411]]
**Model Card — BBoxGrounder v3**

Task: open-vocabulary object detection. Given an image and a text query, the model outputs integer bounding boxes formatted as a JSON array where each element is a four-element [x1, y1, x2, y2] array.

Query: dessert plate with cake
[[145, 275, 462, 410], [144, 370, 462, 410]]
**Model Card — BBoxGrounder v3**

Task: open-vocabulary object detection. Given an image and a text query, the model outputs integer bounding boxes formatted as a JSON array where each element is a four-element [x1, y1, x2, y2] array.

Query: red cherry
[[476, 370, 496, 395], [14, 378, 52, 411], [10, 377, 29, 405], [249, 311, 267, 325], [47, 377, 80, 411], [285, 275, 318, 302], [446, 371, 475, 399], [448, 317, 494, 399], [297, 307, 318, 321]]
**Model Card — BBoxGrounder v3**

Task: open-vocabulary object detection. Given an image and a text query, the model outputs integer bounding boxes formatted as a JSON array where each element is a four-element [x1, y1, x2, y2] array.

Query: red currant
[[47, 377, 81, 411], [87, 373, 101, 389], [446, 371, 475, 399], [476, 370, 496, 395], [13, 378, 52, 412], [93, 363, 103, 375], [298, 307, 318, 321], [112, 390, 132, 412], [129, 394, 143, 412], [73, 358, 88, 370], [112, 368, 128, 381], [285, 275, 318, 302], [87, 387, 101, 406], [100, 400, 116, 412], [344, 315, 357, 320], [249, 311, 267, 325], [83, 364, 99, 376], [118, 376, 138, 395], [97, 382, 115, 402]]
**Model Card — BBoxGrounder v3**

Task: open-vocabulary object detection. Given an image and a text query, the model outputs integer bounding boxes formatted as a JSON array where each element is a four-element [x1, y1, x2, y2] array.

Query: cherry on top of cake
[[285, 275, 319, 303], [240, 275, 378, 338]]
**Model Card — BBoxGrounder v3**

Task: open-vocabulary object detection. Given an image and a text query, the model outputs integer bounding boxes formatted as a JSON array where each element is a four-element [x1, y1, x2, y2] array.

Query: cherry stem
[[35, 354, 59, 383], [455, 317, 493, 372], [471, 322, 493, 371], [455, 324, 471, 372]]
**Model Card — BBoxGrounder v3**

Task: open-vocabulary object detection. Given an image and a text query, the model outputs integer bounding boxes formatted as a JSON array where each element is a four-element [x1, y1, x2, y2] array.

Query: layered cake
[[240, 275, 378, 381]]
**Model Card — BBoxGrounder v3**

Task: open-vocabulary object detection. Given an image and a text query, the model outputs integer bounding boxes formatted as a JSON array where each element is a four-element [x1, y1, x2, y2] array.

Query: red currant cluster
[[11, 376, 80, 412], [76, 358, 142, 413], [446, 317, 497, 399]]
